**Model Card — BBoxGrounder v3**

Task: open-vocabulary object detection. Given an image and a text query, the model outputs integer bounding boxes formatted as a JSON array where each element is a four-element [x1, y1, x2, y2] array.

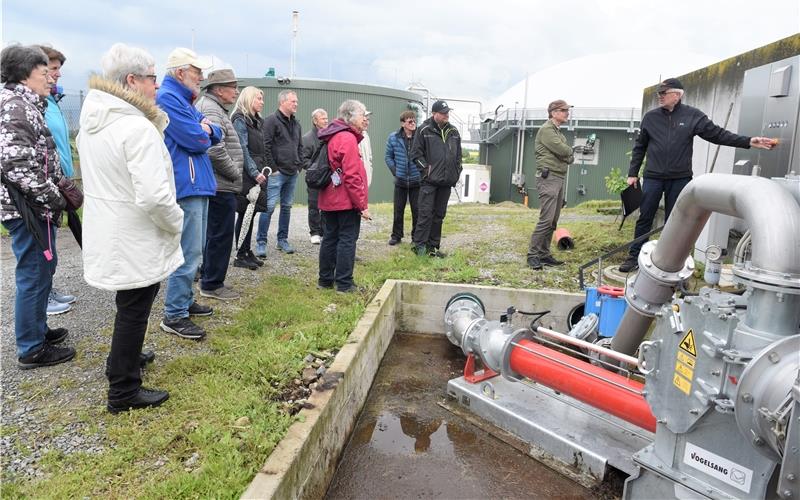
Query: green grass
[[1, 201, 633, 498]]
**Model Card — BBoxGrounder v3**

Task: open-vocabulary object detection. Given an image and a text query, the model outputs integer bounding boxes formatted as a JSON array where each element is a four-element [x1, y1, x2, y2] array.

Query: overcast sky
[[3, 0, 798, 110]]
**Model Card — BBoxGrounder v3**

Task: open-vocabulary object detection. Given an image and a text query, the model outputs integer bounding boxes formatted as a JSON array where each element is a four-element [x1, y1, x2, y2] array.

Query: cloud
[[3, 0, 798, 103]]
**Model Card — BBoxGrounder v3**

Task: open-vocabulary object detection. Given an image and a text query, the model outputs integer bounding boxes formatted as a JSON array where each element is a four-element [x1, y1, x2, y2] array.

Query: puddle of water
[[325, 333, 594, 499]]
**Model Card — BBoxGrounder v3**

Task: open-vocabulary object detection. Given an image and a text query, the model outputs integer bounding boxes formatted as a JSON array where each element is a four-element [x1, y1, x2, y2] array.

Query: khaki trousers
[[527, 174, 565, 260]]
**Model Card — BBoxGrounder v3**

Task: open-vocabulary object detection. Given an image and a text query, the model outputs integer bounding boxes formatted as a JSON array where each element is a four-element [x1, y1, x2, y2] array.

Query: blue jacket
[[156, 75, 221, 199], [385, 128, 420, 188], [45, 95, 74, 178]]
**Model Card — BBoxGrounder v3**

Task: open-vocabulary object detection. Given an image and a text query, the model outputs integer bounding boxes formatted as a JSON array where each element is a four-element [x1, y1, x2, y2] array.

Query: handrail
[[578, 224, 665, 290]]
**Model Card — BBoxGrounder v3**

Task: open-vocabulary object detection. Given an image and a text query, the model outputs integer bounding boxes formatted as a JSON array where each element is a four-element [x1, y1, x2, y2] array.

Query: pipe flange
[[500, 328, 534, 382], [639, 240, 695, 285], [444, 294, 486, 347], [625, 241, 694, 317], [735, 335, 800, 461], [733, 264, 800, 294]]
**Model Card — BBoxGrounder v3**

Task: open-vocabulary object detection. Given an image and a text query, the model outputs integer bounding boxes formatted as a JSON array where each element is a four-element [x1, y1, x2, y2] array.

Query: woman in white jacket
[[77, 44, 183, 414]]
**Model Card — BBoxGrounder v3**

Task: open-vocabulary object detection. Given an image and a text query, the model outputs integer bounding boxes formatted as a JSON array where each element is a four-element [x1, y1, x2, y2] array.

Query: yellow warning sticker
[[673, 373, 692, 395], [675, 361, 694, 380], [677, 350, 696, 368], [680, 329, 697, 357]]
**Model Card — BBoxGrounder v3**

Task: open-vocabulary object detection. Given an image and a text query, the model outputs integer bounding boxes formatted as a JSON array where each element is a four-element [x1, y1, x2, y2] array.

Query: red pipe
[[510, 339, 657, 432]]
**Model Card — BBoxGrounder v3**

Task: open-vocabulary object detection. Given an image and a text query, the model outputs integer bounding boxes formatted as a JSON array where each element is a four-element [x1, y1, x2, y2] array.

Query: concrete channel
[[242, 280, 602, 499]]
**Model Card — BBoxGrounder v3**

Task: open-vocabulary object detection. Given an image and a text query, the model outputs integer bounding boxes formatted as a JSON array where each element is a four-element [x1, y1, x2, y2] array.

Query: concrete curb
[[241, 280, 582, 499], [241, 279, 399, 499]]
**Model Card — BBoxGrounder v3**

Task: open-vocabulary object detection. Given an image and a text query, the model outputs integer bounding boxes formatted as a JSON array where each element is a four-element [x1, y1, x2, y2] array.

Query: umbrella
[[619, 183, 643, 230], [2, 179, 54, 261], [236, 167, 271, 251], [66, 209, 82, 248]]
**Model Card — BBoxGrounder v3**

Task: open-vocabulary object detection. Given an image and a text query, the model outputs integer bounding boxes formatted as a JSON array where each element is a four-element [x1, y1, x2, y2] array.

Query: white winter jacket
[[77, 76, 184, 291]]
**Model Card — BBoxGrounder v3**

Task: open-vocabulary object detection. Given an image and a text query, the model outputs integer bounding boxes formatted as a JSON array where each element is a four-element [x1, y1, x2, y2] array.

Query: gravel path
[[0, 206, 386, 479]]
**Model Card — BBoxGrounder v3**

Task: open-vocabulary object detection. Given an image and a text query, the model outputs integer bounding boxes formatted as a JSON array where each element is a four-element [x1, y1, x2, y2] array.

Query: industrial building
[[237, 77, 424, 204], [474, 107, 641, 206]]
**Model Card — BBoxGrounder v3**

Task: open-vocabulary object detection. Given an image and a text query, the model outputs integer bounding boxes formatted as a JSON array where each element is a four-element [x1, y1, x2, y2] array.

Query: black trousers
[[413, 183, 450, 250], [318, 210, 361, 291], [629, 177, 691, 258], [201, 191, 236, 291], [106, 283, 160, 402], [308, 187, 322, 237], [391, 184, 419, 241]]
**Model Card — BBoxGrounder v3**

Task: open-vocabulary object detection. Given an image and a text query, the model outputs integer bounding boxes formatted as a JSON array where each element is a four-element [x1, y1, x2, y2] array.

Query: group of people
[[1, 41, 464, 414], [526, 83, 776, 272]]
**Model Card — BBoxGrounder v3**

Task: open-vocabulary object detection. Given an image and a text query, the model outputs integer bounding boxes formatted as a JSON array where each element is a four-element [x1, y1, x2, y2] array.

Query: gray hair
[[101, 43, 155, 87], [278, 89, 296, 104], [337, 99, 367, 126], [672, 88, 685, 99], [311, 108, 327, 121], [165, 65, 191, 79]]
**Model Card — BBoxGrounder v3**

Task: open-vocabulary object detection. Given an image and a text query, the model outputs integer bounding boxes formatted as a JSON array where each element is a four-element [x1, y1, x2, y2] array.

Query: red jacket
[[317, 119, 368, 212]]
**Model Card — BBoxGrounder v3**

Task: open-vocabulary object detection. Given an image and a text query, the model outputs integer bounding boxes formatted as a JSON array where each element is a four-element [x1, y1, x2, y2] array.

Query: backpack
[[305, 140, 341, 189]]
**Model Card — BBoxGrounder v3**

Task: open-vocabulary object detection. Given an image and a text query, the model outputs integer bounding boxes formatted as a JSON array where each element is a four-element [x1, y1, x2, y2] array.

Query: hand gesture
[[750, 137, 777, 150], [627, 176, 639, 187]]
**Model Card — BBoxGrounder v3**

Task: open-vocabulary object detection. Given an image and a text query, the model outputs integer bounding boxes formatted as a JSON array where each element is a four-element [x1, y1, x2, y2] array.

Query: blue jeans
[[629, 177, 692, 258], [3, 217, 57, 358], [318, 210, 361, 291], [256, 172, 298, 244], [165, 196, 208, 320], [201, 191, 236, 291]]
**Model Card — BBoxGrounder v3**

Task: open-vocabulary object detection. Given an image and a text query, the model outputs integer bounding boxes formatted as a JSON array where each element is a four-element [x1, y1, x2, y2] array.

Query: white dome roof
[[489, 50, 716, 111]]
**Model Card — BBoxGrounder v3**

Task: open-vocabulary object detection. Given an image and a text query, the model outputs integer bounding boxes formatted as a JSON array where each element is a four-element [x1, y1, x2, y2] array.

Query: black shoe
[[18, 344, 76, 369], [428, 247, 447, 258], [388, 237, 401, 246], [317, 281, 334, 289], [139, 350, 156, 368], [160, 318, 206, 340], [188, 302, 213, 317], [619, 257, 639, 273], [45, 327, 69, 345], [336, 285, 360, 294], [527, 257, 543, 270], [233, 257, 258, 270], [541, 255, 564, 266], [246, 251, 264, 267], [107, 387, 169, 414]]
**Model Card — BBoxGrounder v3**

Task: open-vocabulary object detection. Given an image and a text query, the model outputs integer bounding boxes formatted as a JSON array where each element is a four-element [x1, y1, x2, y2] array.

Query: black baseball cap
[[431, 100, 452, 114], [657, 78, 684, 92]]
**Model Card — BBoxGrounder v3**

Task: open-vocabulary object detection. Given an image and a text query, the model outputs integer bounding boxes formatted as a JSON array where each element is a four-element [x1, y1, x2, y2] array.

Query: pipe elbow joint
[[626, 241, 695, 316]]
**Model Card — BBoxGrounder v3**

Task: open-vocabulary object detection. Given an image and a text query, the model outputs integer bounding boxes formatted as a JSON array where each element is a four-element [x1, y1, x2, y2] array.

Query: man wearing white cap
[[157, 47, 221, 341]]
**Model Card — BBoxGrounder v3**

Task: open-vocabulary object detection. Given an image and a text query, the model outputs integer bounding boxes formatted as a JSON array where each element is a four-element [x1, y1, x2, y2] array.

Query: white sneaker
[[310, 235, 322, 245]]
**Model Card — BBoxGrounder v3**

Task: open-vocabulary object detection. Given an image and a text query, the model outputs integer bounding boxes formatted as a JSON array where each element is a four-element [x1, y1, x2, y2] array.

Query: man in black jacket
[[411, 100, 462, 257], [255, 90, 303, 256], [300, 108, 328, 244], [619, 78, 775, 272]]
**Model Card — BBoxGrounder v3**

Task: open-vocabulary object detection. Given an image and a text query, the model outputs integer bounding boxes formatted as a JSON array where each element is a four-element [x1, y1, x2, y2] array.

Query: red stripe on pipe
[[510, 339, 657, 433]]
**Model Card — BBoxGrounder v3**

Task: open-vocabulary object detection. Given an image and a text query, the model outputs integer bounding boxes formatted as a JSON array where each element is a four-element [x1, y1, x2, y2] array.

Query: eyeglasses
[[135, 74, 158, 84], [657, 90, 676, 96], [404, 119, 416, 123], [557, 108, 570, 112]]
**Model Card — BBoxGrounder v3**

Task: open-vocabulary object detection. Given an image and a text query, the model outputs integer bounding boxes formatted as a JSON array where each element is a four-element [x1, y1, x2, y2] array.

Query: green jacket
[[534, 119, 574, 178]]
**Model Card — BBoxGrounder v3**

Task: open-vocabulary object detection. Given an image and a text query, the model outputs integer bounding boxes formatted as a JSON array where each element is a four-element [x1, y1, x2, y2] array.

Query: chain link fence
[[58, 91, 85, 136]]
